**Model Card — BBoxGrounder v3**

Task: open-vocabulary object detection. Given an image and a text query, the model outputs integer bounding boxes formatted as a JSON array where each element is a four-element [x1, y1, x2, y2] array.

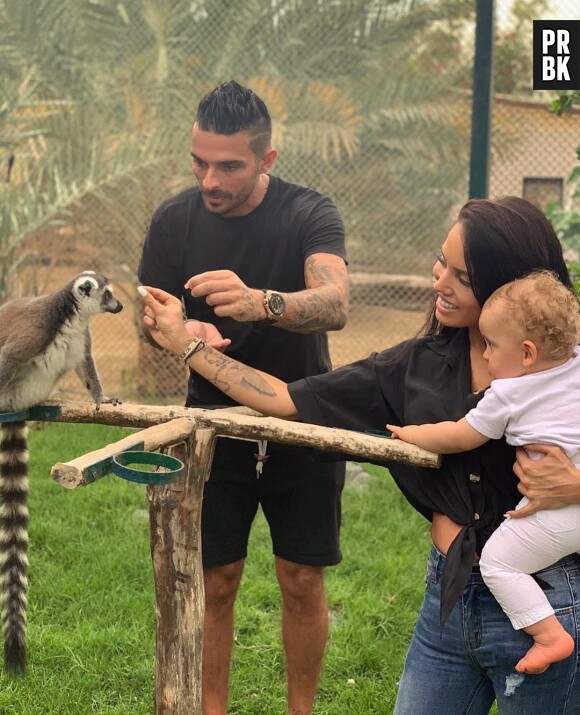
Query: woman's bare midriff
[[431, 512, 464, 555]]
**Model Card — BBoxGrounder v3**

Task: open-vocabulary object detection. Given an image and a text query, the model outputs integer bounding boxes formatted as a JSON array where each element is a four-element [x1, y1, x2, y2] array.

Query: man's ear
[[260, 148, 277, 173], [522, 339, 538, 367]]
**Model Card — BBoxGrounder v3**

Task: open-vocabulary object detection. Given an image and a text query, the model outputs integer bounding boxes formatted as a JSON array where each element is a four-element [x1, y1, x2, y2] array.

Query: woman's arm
[[138, 285, 300, 420], [508, 444, 580, 517]]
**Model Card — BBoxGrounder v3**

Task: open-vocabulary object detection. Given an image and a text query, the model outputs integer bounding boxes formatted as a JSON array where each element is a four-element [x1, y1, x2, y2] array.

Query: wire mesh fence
[[1, 0, 579, 404]]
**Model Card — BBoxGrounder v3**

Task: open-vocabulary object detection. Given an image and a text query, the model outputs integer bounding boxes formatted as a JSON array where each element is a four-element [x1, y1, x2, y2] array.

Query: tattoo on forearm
[[289, 289, 347, 331], [278, 255, 348, 333], [202, 348, 276, 397], [240, 376, 276, 396]]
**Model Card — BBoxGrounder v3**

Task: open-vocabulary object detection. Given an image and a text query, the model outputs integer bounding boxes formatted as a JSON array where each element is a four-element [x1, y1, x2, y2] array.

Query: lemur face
[[72, 273, 123, 315]]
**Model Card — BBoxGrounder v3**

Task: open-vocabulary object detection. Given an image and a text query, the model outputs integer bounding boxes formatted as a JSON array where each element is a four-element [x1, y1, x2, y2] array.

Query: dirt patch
[[328, 303, 427, 366]]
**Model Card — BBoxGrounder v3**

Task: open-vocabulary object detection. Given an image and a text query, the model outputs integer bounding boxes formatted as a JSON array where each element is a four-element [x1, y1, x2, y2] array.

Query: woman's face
[[432, 223, 482, 330]]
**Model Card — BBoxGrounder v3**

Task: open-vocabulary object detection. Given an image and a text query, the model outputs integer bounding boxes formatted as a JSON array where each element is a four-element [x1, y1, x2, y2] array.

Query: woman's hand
[[508, 444, 580, 518], [138, 286, 194, 355]]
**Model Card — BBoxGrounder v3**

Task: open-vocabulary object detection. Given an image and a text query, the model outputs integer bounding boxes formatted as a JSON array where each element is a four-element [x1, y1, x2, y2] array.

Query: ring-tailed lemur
[[0, 271, 123, 674]]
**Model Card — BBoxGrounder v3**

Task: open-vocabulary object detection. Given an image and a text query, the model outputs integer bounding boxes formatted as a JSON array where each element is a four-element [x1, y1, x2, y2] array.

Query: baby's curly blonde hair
[[485, 270, 580, 361]]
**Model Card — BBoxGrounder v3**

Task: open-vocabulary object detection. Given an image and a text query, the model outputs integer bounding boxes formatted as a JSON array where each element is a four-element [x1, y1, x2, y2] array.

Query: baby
[[389, 270, 580, 675]]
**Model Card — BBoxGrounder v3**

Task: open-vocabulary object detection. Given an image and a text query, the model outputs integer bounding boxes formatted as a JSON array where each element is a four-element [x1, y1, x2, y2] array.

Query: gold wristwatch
[[261, 290, 286, 321]]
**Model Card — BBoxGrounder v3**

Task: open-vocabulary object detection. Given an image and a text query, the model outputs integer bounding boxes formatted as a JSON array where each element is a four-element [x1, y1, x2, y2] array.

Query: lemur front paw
[[94, 396, 122, 411]]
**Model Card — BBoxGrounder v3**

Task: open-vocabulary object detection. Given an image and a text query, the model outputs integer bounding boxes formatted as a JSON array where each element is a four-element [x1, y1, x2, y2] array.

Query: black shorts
[[201, 436, 345, 569]]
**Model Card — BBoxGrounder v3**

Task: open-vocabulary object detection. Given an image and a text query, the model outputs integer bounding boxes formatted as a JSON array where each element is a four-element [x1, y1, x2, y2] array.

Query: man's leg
[[275, 557, 328, 715], [202, 560, 245, 715]]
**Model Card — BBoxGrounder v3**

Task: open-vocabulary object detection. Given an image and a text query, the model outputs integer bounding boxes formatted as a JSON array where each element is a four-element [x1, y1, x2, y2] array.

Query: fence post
[[469, 0, 494, 199], [147, 427, 216, 714]]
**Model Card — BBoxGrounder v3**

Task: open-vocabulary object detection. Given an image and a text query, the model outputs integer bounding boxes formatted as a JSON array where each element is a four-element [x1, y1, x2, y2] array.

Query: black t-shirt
[[288, 328, 521, 624], [138, 176, 346, 406]]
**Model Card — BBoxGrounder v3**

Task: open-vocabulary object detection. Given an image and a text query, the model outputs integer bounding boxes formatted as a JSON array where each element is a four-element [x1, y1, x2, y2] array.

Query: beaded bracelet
[[179, 337, 206, 363]]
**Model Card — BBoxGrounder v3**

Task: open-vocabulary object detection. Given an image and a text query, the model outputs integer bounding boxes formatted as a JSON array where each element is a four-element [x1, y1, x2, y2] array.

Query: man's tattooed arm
[[273, 253, 349, 334], [184, 254, 348, 331], [194, 346, 300, 419]]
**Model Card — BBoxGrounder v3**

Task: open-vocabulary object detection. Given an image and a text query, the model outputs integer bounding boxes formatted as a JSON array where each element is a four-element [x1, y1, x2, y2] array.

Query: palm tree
[[0, 0, 475, 392]]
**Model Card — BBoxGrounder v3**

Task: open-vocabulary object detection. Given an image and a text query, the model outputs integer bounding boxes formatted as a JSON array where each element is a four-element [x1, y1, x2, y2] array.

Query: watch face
[[268, 292, 285, 316]]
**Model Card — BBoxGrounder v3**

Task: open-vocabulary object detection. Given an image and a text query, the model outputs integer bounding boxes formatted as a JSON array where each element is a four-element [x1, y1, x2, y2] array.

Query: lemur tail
[[0, 421, 29, 675]]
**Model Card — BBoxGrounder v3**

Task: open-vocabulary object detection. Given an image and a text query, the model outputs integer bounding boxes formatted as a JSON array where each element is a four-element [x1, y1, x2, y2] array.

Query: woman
[[139, 196, 580, 713]]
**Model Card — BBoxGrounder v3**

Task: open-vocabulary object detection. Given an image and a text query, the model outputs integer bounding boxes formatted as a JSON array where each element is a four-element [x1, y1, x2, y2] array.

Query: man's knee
[[204, 560, 245, 608], [276, 559, 326, 607]]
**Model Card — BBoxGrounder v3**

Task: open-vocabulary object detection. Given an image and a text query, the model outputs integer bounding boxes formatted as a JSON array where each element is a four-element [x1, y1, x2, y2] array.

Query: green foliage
[[2, 424, 432, 713], [550, 90, 580, 117], [493, 0, 549, 94], [546, 91, 580, 283], [0, 0, 477, 293], [567, 261, 580, 296]]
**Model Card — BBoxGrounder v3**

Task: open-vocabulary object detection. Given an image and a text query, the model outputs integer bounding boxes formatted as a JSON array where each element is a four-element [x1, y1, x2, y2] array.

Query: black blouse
[[288, 328, 520, 625]]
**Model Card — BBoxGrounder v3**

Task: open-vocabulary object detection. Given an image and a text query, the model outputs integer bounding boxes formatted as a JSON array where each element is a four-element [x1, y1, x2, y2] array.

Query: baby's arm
[[387, 418, 489, 453]]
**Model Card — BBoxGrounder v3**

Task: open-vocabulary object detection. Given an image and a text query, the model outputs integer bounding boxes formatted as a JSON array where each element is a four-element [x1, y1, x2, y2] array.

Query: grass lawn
[[0, 423, 442, 713]]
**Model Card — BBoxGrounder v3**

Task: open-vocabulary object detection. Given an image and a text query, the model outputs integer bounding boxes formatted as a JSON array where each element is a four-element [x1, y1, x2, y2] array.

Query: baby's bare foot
[[515, 631, 574, 674]]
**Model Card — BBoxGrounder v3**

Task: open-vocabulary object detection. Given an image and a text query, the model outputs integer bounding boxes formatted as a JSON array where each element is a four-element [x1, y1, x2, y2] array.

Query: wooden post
[[147, 428, 216, 715]]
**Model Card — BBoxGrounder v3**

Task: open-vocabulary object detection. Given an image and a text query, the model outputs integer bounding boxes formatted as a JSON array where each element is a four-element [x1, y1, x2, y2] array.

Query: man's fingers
[[185, 271, 234, 292], [189, 280, 234, 299], [186, 270, 232, 284], [204, 291, 234, 307]]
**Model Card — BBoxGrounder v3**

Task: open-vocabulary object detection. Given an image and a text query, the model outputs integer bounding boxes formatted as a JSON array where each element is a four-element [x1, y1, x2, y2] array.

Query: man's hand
[[184, 319, 231, 352], [508, 444, 580, 518], [185, 270, 266, 322]]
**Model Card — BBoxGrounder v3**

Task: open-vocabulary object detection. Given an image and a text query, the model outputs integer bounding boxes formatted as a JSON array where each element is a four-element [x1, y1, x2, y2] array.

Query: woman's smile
[[436, 296, 458, 311]]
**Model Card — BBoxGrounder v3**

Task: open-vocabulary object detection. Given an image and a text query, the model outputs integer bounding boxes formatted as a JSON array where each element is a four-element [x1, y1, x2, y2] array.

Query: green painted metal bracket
[[78, 446, 184, 486], [111, 450, 184, 484], [0, 405, 62, 423], [0, 409, 31, 423], [79, 443, 146, 485], [28, 405, 62, 421], [365, 429, 392, 439]]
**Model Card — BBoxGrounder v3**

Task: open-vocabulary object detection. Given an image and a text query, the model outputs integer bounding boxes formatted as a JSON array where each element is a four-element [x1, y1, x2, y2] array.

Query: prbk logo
[[533, 21, 580, 89]]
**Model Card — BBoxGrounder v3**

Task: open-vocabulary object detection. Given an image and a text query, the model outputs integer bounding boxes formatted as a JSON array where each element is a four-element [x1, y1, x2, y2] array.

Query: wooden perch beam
[[42, 401, 440, 480]]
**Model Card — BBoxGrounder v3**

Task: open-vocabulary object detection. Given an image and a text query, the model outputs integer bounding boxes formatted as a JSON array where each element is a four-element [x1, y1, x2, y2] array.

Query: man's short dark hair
[[195, 81, 271, 155]]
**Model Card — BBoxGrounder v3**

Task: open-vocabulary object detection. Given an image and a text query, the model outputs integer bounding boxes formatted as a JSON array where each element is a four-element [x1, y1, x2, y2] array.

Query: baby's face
[[479, 302, 528, 380]]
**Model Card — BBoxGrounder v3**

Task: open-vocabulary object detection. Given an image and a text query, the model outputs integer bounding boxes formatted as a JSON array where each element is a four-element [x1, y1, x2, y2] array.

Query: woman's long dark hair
[[423, 196, 572, 336]]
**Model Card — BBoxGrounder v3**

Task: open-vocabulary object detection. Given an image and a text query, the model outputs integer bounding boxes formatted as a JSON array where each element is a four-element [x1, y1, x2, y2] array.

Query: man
[[138, 80, 349, 715]]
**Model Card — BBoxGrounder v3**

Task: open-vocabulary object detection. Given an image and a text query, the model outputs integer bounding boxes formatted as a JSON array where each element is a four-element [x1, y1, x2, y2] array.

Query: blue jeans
[[394, 546, 580, 714]]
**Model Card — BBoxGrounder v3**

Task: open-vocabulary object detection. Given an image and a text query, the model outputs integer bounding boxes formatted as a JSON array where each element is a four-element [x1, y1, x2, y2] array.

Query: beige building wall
[[490, 95, 580, 210]]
